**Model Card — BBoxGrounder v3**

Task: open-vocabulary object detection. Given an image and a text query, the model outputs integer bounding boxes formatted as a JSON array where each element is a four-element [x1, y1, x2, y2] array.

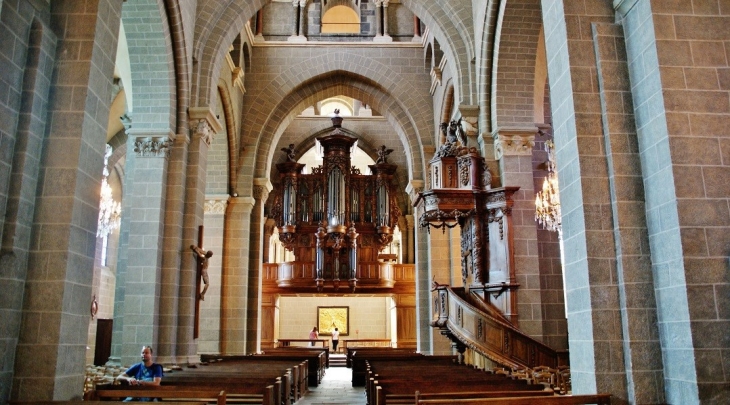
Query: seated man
[[116, 346, 163, 401]]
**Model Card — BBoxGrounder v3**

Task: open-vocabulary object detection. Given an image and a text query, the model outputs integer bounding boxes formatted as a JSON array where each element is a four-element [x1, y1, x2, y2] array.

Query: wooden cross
[[190, 225, 213, 339]]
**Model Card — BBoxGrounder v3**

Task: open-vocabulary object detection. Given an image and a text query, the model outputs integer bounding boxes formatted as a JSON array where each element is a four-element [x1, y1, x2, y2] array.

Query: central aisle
[[297, 355, 366, 405]]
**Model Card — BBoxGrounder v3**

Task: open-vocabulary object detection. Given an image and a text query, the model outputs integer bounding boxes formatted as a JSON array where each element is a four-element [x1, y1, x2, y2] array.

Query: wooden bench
[[167, 358, 307, 404], [414, 393, 612, 404], [88, 387, 227, 405]]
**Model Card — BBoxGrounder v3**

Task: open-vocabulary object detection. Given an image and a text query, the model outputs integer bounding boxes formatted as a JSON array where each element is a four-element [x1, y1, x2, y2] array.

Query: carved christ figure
[[190, 244, 213, 301]]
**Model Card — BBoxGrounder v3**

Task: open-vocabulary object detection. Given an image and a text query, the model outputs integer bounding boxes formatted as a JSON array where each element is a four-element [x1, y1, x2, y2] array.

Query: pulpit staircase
[[431, 285, 567, 370]]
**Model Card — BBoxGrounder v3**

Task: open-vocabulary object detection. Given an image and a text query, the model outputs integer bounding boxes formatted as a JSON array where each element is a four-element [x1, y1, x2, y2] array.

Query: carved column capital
[[188, 107, 223, 146], [405, 180, 424, 204], [133, 135, 172, 158], [492, 127, 538, 159], [253, 178, 273, 204]]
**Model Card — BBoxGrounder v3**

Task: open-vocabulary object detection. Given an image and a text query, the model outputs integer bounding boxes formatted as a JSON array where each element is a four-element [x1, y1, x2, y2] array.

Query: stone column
[[288, 0, 307, 42], [405, 215, 415, 264], [492, 128, 539, 333], [373, 0, 392, 43], [541, 0, 629, 400], [221, 196, 255, 354], [246, 179, 272, 353], [412, 16, 422, 41], [1, 14, 56, 403], [197, 196, 228, 354], [255, 10, 264, 37], [176, 109, 222, 365], [120, 133, 174, 367], [11, 2, 122, 401]]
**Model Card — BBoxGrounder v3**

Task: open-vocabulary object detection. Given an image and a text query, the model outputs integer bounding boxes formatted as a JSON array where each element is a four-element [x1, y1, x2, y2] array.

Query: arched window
[[322, 5, 359, 33]]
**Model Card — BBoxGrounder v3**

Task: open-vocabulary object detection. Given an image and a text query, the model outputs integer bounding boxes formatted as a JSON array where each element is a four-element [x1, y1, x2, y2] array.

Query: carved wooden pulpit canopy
[[271, 113, 401, 292], [414, 120, 518, 293]]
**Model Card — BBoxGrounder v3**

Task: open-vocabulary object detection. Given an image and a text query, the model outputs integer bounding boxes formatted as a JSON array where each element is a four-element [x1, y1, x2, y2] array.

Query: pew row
[[87, 387, 228, 405], [414, 392, 612, 404]]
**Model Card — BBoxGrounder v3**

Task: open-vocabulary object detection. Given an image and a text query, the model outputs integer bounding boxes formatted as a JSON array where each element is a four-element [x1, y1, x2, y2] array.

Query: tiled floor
[[297, 364, 366, 404]]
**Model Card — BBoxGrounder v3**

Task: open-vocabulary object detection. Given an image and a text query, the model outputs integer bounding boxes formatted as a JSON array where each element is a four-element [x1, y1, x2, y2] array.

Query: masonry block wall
[[619, 0, 730, 403]]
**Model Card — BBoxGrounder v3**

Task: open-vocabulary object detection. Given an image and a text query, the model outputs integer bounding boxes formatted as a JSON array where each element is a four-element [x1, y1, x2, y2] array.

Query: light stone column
[[373, 0, 392, 43], [288, 0, 307, 42], [197, 196, 228, 354], [176, 109, 222, 365], [246, 179, 272, 353], [121, 132, 174, 367], [221, 196, 255, 354], [492, 127, 540, 334]]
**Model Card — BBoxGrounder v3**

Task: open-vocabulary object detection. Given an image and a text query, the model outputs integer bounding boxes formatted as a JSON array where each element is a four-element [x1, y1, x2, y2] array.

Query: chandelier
[[535, 140, 561, 232], [97, 144, 121, 237]]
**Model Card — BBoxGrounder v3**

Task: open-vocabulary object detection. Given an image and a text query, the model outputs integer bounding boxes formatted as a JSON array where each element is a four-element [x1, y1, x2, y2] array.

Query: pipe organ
[[271, 114, 400, 292]]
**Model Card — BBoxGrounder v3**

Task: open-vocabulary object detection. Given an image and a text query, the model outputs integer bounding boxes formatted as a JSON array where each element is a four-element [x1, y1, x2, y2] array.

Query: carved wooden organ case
[[271, 116, 401, 292]]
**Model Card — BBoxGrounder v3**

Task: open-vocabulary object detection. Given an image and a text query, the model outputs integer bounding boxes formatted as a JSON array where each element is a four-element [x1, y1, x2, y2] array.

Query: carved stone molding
[[133, 136, 171, 158], [193, 119, 214, 146], [493, 132, 536, 159], [204, 198, 228, 215]]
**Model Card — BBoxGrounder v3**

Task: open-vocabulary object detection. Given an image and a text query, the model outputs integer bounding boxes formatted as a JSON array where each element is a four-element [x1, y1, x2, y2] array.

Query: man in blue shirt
[[116, 346, 163, 387]]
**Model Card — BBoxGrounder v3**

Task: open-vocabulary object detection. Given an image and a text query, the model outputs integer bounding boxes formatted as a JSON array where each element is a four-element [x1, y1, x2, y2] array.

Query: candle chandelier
[[97, 144, 121, 238], [535, 140, 561, 232]]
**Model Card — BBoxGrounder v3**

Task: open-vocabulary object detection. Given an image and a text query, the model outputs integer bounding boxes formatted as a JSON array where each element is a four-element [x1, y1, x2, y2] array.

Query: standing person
[[309, 326, 318, 347], [331, 327, 340, 353]]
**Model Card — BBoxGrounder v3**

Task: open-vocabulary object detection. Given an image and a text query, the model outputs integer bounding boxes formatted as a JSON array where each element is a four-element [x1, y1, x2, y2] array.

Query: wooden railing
[[264, 262, 414, 291], [432, 285, 565, 370]]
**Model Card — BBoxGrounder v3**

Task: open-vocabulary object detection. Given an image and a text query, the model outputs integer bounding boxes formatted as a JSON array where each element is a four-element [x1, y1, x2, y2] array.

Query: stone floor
[[297, 356, 366, 405]]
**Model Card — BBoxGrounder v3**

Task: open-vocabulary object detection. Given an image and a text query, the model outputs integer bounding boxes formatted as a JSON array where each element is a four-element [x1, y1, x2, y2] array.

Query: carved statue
[[375, 145, 394, 164], [281, 143, 296, 162], [190, 244, 213, 301]]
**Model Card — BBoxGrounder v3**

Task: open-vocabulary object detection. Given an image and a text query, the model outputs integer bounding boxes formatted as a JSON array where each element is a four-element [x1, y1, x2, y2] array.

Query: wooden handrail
[[432, 285, 563, 370]]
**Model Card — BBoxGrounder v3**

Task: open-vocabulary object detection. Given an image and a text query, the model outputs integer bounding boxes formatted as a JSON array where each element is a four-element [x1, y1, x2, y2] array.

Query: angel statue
[[281, 143, 296, 162], [375, 145, 394, 164]]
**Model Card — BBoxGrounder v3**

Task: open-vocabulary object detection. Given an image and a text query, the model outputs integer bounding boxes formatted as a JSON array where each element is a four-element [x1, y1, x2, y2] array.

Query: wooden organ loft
[[268, 113, 407, 293]]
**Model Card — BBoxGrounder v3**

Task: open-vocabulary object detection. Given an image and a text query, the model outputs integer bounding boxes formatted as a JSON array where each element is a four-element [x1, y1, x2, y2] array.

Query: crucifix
[[190, 225, 213, 339]]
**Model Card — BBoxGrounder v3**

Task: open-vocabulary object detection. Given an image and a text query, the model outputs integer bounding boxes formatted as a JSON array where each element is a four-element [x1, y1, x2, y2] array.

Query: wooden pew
[[364, 357, 545, 405], [263, 346, 330, 369], [88, 386, 227, 405], [166, 358, 306, 403], [414, 393, 612, 404], [11, 402, 206, 405], [346, 347, 417, 368], [252, 352, 326, 387]]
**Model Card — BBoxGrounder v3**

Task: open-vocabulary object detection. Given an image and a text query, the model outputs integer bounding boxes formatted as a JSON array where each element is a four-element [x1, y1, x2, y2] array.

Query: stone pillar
[[247, 179, 272, 353], [288, 0, 307, 42], [0, 14, 56, 404], [119, 133, 173, 367], [255, 10, 264, 37], [493, 127, 540, 334], [154, 129, 188, 366], [541, 0, 628, 400], [197, 196, 228, 354], [176, 109, 222, 365], [221, 196, 255, 354], [592, 21, 664, 403], [404, 215, 415, 264], [412, 16, 422, 41], [373, 0, 392, 43], [11, 2, 122, 400]]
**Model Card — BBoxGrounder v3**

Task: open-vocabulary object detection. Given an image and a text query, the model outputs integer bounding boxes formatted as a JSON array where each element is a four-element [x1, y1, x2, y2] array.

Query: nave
[[297, 355, 365, 405]]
